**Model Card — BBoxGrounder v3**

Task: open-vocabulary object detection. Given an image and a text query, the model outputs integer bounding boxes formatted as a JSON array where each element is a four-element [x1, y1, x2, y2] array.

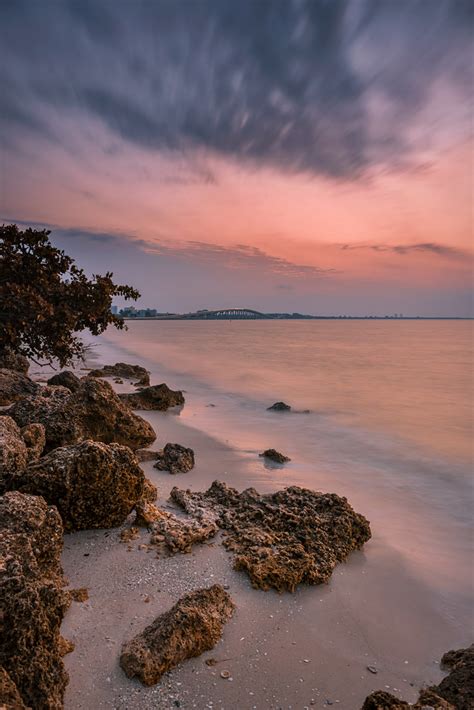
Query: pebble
[[367, 665, 378, 674], [220, 670, 231, 679]]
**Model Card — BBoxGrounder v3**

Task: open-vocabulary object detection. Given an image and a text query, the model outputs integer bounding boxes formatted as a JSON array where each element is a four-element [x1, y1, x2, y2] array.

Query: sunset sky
[[1, 0, 472, 316]]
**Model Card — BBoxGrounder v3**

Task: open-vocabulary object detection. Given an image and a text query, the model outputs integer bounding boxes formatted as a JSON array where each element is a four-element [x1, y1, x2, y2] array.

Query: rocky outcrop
[[361, 645, 474, 709], [47, 370, 81, 392], [119, 383, 184, 411], [7, 378, 156, 452], [88, 362, 150, 386], [259, 449, 291, 463], [171, 481, 371, 592], [150, 508, 218, 553], [0, 349, 29, 375], [267, 401, 291, 411], [120, 586, 235, 685], [0, 417, 45, 493], [12, 440, 145, 531], [0, 492, 70, 708], [0, 368, 39, 406], [154, 443, 195, 474]]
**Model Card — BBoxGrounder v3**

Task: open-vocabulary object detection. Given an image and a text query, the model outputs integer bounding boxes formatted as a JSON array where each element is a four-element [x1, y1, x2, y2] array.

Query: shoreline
[[57, 336, 470, 709]]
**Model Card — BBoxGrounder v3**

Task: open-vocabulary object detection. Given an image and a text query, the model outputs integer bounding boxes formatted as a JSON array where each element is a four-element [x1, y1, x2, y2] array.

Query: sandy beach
[[56, 332, 472, 709]]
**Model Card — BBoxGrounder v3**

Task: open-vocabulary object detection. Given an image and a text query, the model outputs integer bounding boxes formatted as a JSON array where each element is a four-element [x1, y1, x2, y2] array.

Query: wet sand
[[60, 387, 465, 709]]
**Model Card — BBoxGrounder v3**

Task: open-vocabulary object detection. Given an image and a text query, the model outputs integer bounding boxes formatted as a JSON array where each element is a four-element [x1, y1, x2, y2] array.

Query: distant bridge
[[183, 308, 270, 320]]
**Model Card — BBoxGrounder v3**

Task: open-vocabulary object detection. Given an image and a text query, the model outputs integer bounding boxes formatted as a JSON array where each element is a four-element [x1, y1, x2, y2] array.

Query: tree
[[0, 224, 140, 366]]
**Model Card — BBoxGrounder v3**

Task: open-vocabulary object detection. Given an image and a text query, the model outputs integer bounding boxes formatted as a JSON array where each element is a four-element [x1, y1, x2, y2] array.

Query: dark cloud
[[1, 0, 471, 178], [340, 242, 467, 258]]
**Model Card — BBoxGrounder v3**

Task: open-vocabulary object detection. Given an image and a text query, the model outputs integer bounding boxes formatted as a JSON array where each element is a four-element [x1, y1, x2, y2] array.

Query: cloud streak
[[340, 242, 468, 259]]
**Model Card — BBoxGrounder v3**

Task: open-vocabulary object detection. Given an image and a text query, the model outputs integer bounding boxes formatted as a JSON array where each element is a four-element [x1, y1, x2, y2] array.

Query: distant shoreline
[[121, 315, 473, 321]]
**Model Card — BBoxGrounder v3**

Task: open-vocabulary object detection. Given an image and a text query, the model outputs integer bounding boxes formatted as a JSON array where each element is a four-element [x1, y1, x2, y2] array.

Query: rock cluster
[[120, 585, 235, 685], [259, 449, 291, 463], [119, 383, 185, 411], [47, 370, 81, 391], [13, 440, 145, 531], [171, 481, 371, 592], [6, 378, 156, 451], [0, 416, 45, 493], [362, 645, 474, 710], [154, 443, 195, 474], [88, 362, 150, 386], [0, 492, 70, 708], [0, 368, 39, 406]]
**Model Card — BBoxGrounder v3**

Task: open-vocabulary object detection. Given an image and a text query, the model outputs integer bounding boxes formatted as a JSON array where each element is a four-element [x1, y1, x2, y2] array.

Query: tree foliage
[[0, 224, 140, 366]]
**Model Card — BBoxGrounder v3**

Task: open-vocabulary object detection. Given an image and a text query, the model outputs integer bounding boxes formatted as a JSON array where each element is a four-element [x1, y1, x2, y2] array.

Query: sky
[[1, 0, 473, 316]]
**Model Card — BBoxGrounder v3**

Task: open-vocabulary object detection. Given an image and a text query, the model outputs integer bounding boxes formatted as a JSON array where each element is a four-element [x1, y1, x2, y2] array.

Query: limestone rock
[[119, 383, 184, 411], [154, 443, 195, 474], [267, 401, 291, 411], [7, 378, 156, 452], [0, 492, 70, 708], [13, 440, 145, 531], [120, 585, 235, 685], [0, 368, 39, 406], [149, 508, 218, 553], [259, 449, 291, 463], [88, 362, 150, 386], [171, 481, 371, 592], [0, 349, 29, 375], [47, 370, 81, 392]]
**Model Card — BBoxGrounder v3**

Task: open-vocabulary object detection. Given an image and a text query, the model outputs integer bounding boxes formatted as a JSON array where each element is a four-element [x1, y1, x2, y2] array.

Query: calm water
[[98, 320, 473, 619]]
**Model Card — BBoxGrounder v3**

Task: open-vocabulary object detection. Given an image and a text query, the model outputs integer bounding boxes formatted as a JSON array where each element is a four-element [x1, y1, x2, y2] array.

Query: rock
[[119, 383, 185, 411], [114, 378, 124, 384], [0, 418, 45, 493], [0, 368, 39, 406], [134, 501, 163, 527], [0, 666, 27, 709], [136, 448, 161, 462], [21, 423, 46, 462], [171, 481, 371, 592], [88, 363, 150, 386], [142, 477, 158, 502], [7, 378, 156, 452], [69, 587, 89, 602], [120, 585, 235, 685], [13, 440, 145, 531], [47, 370, 81, 392], [120, 527, 140, 542], [0, 492, 70, 708], [0, 349, 29, 375], [150, 508, 218, 553], [267, 401, 291, 412], [361, 645, 474, 709], [154, 443, 195, 475], [259, 449, 291, 464]]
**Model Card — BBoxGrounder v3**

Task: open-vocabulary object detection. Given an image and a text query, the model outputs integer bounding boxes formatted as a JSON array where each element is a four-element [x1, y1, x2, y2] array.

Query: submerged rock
[[7, 378, 156, 451], [0, 368, 39, 406], [149, 507, 218, 553], [171, 481, 371, 592], [13, 440, 145, 531], [0, 348, 29, 374], [120, 585, 235, 685], [47, 370, 81, 392], [267, 401, 291, 412], [0, 492, 70, 708], [361, 645, 474, 709], [0, 417, 45, 493], [119, 383, 185, 411], [154, 443, 195, 474], [259, 449, 291, 464], [88, 362, 150, 386]]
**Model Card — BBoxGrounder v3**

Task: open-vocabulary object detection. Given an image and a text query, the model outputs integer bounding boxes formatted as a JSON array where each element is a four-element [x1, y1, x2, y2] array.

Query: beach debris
[[119, 383, 185, 411], [171, 480, 371, 592], [120, 527, 140, 542], [120, 585, 235, 685], [69, 587, 89, 602], [267, 401, 291, 412], [0, 492, 70, 708], [47, 370, 81, 392], [12, 440, 145, 531], [259, 449, 291, 464], [220, 670, 231, 679], [6, 377, 156, 451], [0, 367, 39, 406], [154, 443, 195, 475], [0, 417, 45, 493], [150, 507, 218, 553], [88, 362, 150, 386], [361, 645, 474, 709], [0, 348, 29, 374], [135, 448, 161, 462], [367, 665, 378, 674], [205, 658, 218, 666]]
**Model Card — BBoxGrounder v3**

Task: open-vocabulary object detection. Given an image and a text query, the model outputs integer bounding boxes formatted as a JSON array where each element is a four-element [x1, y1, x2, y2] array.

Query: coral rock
[[13, 440, 145, 531], [171, 481, 371, 592], [134, 501, 162, 527], [154, 443, 195, 475], [259, 449, 291, 463], [120, 585, 235, 685], [88, 362, 150, 386], [150, 508, 218, 553], [47, 370, 81, 392], [119, 383, 184, 411], [0, 368, 39, 406], [0, 492, 70, 708]]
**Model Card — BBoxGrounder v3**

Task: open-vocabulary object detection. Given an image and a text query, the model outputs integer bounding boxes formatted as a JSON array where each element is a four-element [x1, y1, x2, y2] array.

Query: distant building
[[111, 305, 118, 315]]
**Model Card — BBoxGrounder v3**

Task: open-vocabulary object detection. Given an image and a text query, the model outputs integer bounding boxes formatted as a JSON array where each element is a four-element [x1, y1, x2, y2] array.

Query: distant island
[[115, 307, 470, 320]]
